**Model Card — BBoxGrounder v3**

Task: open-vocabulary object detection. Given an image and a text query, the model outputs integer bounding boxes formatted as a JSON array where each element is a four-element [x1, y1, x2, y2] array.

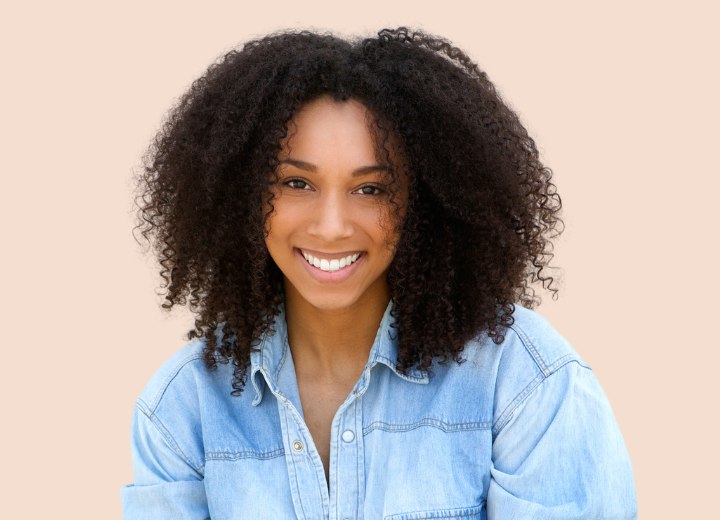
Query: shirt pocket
[[363, 423, 491, 515], [384, 503, 485, 519]]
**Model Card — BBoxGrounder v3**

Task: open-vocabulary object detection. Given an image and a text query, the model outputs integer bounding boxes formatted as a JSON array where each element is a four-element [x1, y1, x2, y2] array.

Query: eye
[[355, 184, 385, 196], [284, 178, 312, 190]]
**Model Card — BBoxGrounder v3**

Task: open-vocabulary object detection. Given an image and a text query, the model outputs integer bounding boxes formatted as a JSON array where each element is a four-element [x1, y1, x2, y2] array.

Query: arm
[[121, 401, 210, 520], [487, 361, 637, 519]]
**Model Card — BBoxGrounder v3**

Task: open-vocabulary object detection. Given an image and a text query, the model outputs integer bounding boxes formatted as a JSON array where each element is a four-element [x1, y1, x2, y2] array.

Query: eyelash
[[283, 178, 386, 196]]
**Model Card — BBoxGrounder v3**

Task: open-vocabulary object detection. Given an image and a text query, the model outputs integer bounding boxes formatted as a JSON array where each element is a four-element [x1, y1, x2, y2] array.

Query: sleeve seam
[[145, 351, 205, 414], [492, 358, 589, 438], [508, 322, 550, 375], [136, 398, 205, 476]]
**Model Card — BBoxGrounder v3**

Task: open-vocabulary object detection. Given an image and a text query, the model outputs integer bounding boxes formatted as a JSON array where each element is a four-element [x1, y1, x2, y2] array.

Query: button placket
[[331, 398, 363, 520], [277, 395, 328, 520]]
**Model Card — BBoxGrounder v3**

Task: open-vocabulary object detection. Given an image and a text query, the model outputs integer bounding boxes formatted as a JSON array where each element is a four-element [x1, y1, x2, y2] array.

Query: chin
[[303, 293, 362, 312]]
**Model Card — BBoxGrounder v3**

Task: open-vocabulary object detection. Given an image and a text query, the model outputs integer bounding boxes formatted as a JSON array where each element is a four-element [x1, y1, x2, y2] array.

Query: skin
[[264, 95, 407, 483]]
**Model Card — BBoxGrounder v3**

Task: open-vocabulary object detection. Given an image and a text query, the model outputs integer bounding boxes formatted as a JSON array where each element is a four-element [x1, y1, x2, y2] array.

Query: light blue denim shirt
[[121, 302, 637, 519]]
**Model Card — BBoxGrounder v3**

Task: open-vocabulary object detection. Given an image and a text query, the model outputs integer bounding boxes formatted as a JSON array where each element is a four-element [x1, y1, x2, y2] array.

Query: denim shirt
[[121, 302, 637, 519]]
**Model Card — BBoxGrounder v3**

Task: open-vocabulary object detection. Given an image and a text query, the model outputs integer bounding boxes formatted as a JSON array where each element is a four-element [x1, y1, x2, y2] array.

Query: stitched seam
[[281, 403, 307, 520], [508, 324, 549, 376], [136, 399, 204, 475], [363, 418, 491, 436], [274, 331, 289, 381], [385, 503, 484, 519], [205, 448, 285, 460], [146, 352, 205, 413], [548, 353, 587, 372], [491, 373, 545, 436], [375, 355, 427, 382], [492, 358, 584, 437]]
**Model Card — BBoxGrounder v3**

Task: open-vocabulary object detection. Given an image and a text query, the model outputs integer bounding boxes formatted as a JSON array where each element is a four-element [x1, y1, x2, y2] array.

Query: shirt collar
[[249, 299, 429, 406]]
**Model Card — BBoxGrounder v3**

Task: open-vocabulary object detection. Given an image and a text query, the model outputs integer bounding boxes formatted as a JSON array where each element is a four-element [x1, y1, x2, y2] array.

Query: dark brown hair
[[135, 27, 563, 395]]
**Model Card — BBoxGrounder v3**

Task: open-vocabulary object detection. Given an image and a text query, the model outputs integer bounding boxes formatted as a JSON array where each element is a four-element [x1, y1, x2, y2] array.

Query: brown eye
[[356, 185, 385, 196], [285, 179, 311, 190]]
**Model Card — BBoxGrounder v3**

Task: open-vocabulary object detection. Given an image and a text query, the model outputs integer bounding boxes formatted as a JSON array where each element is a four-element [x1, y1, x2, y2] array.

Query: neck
[[283, 281, 390, 383]]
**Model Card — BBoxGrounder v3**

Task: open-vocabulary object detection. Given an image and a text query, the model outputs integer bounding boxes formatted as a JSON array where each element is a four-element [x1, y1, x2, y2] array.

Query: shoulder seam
[[145, 351, 205, 413], [508, 320, 590, 375], [493, 313, 591, 438], [508, 322, 549, 376], [136, 398, 205, 475], [492, 358, 590, 438]]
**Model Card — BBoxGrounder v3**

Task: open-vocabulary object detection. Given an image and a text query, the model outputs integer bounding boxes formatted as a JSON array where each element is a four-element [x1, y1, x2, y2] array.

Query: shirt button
[[341, 430, 355, 443], [292, 440, 304, 452]]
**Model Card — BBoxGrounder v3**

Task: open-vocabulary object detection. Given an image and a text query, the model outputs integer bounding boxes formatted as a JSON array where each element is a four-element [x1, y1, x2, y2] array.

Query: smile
[[300, 249, 362, 272]]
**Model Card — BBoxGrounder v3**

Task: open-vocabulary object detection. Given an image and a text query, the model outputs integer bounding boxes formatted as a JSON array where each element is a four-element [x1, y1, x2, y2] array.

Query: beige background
[[1, 0, 716, 518]]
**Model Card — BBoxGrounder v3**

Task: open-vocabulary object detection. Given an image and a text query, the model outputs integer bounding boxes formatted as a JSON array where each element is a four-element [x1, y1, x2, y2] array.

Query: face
[[264, 96, 407, 314]]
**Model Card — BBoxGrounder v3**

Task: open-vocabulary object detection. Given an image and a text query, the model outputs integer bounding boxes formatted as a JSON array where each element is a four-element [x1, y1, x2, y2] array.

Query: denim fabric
[[121, 302, 637, 519]]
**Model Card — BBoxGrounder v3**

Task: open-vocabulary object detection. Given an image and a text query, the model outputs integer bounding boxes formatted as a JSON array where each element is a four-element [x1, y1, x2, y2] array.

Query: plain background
[[2, 0, 717, 518]]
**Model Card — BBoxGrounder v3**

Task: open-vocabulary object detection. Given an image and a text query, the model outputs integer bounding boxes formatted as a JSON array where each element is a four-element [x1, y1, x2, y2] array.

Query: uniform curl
[[135, 27, 563, 395]]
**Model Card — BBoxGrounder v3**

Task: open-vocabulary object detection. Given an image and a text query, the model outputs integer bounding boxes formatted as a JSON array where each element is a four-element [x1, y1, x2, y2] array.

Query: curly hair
[[135, 27, 563, 395]]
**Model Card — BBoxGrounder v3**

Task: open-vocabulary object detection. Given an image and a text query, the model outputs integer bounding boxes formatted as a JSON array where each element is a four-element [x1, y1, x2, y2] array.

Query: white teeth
[[301, 250, 362, 272]]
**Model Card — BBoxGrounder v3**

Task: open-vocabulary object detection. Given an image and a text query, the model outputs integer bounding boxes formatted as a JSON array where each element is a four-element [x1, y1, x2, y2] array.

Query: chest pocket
[[384, 503, 485, 519], [362, 422, 491, 517]]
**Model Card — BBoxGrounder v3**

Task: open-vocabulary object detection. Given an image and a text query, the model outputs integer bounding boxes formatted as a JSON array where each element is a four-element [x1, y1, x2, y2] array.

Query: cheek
[[263, 214, 289, 257], [263, 196, 294, 238]]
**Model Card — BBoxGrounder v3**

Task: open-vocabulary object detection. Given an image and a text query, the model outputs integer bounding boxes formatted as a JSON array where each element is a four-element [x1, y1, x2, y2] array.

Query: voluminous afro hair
[[135, 27, 563, 395]]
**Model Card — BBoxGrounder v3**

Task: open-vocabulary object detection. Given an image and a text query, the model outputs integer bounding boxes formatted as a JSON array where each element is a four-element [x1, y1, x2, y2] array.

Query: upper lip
[[296, 248, 363, 260]]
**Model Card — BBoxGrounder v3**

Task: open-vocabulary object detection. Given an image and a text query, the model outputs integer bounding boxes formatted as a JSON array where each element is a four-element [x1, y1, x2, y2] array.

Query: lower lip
[[295, 248, 364, 284]]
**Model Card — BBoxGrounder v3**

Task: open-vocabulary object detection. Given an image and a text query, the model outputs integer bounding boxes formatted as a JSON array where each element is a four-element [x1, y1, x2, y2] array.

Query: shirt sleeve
[[487, 360, 637, 519], [121, 402, 210, 520]]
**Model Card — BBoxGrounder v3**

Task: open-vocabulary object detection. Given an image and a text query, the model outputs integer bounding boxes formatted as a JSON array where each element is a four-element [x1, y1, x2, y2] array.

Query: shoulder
[[133, 337, 238, 444], [135, 338, 210, 416], [482, 308, 637, 516], [465, 305, 593, 435], [130, 338, 237, 474], [463, 304, 589, 377], [501, 304, 589, 377]]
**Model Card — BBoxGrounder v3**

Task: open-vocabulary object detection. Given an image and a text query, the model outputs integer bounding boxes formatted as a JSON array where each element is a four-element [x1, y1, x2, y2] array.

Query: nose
[[306, 191, 354, 242]]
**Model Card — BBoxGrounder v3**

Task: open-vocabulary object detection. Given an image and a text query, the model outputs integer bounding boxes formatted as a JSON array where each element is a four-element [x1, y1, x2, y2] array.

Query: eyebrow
[[279, 158, 390, 176]]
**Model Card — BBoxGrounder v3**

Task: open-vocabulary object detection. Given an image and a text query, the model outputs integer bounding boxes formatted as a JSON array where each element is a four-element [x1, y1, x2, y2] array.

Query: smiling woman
[[122, 28, 637, 519], [266, 97, 406, 314]]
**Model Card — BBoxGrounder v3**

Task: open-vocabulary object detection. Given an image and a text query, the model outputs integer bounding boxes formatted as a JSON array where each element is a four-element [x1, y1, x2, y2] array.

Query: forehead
[[280, 97, 381, 163]]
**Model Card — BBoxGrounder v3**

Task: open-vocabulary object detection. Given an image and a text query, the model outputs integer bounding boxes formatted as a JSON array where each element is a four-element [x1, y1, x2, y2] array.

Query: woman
[[122, 28, 637, 519]]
